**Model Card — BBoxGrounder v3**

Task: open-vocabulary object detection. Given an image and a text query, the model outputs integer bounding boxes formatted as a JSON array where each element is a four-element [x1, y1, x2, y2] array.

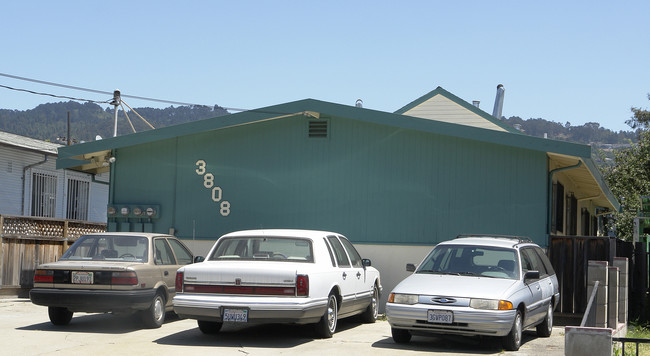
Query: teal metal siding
[[109, 114, 548, 246]]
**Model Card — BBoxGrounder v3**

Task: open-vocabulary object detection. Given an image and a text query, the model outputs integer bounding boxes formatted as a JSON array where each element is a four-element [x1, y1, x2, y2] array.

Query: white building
[[0, 131, 108, 222]]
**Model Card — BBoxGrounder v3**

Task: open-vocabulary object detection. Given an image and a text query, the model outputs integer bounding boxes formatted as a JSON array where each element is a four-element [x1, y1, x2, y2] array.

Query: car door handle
[[342, 272, 347, 280], [356, 272, 362, 279]]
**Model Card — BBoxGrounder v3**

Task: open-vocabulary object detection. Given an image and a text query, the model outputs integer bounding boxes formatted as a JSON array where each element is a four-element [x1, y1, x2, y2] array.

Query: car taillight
[[111, 271, 138, 285], [296, 274, 309, 296], [34, 269, 53, 283], [175, 271, 184, 292]]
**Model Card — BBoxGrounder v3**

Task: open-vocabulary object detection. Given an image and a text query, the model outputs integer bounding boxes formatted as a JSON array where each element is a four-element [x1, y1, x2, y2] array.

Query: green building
[[57, 87, 620, 299]]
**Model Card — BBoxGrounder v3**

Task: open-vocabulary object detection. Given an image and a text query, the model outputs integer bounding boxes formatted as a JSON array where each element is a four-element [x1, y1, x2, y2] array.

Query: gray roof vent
[[308, 120, 328, 138]]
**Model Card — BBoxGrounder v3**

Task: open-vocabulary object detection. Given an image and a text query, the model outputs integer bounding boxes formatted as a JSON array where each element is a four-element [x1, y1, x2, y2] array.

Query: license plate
[[428, 310, 453, 324], [223, 308, 248, 322], [72, 271, 93, 284]]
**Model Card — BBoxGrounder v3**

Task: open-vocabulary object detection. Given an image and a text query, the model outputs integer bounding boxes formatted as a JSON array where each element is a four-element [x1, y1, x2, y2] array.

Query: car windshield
[[61, 235, 149, 262], [417, 244, 519, 279], [209, 236, 313, 262]]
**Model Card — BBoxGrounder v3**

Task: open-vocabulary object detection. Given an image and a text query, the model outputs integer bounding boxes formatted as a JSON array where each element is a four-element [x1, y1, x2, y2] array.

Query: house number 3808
[[195, 160, 230, 216]]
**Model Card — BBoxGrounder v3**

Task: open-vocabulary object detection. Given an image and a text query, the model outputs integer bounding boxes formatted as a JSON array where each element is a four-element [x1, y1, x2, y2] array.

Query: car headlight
[[388, 293, 418, 305], [470, 298, 513, 310]]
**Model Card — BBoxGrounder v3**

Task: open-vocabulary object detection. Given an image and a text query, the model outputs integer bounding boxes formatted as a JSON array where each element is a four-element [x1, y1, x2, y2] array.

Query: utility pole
[[111, 89, 121, 137], [67, 111, 71, 146]]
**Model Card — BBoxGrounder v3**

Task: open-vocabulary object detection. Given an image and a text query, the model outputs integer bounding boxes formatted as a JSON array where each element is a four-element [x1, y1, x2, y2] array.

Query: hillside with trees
[[0, 101, 229, 143], [0, 101, 637, 150]]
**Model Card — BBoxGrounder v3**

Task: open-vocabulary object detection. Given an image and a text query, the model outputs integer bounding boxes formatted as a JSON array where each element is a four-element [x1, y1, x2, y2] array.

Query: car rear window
[[209, 236, 313, 262], [61, 235, 149, 262]]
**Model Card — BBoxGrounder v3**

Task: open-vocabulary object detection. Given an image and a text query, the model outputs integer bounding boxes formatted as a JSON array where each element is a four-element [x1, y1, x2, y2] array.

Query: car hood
[[392, 273, 520, 300], [37, 260, 143, 270]]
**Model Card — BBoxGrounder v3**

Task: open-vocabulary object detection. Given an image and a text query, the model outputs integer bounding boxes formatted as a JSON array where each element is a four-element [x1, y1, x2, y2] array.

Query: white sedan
[[173, 229, 382, 338]]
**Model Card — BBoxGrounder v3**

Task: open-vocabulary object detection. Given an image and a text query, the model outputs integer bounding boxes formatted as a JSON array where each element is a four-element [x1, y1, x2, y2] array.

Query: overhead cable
[[0, 83, 111, 105], [0, 72, 235, 110]]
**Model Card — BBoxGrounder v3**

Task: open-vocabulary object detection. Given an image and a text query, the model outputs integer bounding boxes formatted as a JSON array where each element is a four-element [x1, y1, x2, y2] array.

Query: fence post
[[614, 257, 629, 327], [588, 260, 609, 328], [608, 266, 619, 328], [632, 242, 648, 322]]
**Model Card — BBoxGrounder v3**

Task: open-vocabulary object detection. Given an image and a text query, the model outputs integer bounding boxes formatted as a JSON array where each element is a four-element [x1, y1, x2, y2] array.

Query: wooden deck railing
[[0, 215, 106, 290]]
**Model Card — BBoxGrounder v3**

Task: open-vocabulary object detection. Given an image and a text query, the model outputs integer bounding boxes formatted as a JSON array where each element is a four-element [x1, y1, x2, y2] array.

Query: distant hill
[[0, 101, 637, 153], [502, 116, 637, 144], [0, 101, 229, 143]]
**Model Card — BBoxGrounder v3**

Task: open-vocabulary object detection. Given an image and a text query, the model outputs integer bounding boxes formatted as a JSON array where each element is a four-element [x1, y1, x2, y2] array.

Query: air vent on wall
[[308, 120, 328, 138]]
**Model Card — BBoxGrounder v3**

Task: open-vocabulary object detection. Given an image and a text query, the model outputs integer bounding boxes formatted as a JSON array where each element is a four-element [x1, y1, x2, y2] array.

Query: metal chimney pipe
[[492, 84, 505, 119]]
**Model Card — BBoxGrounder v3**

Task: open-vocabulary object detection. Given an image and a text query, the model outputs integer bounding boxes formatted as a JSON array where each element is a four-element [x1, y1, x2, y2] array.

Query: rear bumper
[[30, 288, 156, 313], [173, 294, 327, 324]]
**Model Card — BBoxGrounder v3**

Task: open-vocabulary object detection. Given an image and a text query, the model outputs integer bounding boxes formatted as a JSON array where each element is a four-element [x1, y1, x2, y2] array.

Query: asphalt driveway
[[1, 297, 565, 355]]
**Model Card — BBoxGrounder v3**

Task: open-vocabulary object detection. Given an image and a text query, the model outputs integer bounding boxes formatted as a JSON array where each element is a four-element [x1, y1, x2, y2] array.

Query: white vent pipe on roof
[[492, 84, 505, 119]]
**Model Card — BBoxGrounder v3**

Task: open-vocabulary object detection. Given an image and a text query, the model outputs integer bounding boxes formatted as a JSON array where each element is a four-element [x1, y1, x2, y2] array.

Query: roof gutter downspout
[[547, 160, 582, 235], [22, 154, 49, 215]]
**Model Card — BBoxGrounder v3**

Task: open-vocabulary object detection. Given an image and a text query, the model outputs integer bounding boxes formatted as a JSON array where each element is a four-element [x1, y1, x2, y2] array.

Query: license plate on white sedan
[[72, 271, 93, 284], [223, 308, 249, 322], [428, 310, 453, 324]]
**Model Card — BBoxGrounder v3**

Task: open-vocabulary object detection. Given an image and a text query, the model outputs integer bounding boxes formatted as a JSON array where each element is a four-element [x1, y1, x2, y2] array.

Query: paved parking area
[[1, 298, 565, 355]]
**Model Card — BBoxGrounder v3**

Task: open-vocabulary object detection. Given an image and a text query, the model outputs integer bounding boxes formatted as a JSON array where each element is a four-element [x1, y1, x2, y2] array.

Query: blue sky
[[1, 1, 648, 132]]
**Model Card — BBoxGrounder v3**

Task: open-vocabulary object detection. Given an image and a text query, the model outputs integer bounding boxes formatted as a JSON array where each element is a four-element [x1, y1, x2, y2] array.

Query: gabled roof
[[0, 130, 61, 155], [395, 86, 520, 134], [56, 95, 619, 212]]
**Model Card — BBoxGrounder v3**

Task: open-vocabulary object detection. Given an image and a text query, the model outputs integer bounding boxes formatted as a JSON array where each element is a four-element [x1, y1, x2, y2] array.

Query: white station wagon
[[173, 229, 382, 338]]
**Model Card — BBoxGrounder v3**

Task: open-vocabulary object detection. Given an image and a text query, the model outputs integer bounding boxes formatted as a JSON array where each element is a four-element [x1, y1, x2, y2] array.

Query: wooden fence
[[0, 215, 105, 291], [548, 235, 646, 321]]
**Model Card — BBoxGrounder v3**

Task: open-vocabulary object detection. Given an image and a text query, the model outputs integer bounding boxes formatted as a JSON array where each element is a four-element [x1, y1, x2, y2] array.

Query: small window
[[521, 248, 547, 278], [66, 177, 89, 220], [327, 236, 350, 267], [324, 238, 336, 267], [31, 171, 57, 217], [168, 239, 193, 265], [533, 247, 555, 275], [339, 236, 363, 268], [154, 239, 175, 265]]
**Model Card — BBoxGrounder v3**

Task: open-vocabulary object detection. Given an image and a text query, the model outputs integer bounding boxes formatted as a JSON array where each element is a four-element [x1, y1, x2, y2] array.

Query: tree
[[603, 95, 650, 240]]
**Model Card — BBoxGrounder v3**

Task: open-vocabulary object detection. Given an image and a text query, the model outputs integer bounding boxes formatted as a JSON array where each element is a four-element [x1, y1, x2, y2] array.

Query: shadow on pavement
[[372, 330, 543, 354], [17, 311, 181, 335], [155, 316, 364, 348]]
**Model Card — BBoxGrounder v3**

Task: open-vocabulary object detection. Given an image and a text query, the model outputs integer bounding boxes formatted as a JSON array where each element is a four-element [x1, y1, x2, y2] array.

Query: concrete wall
[[565, 327, 612, 356]]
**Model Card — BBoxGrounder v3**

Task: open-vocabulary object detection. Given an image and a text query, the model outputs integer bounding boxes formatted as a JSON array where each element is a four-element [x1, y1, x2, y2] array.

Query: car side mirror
[[524, 270, 540, 280], [362, 258, 372, 267], [406, 263, 416, 272], [194, 256, 205, 263]]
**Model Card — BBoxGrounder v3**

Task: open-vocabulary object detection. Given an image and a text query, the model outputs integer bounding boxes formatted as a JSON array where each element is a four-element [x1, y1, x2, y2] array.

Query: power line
[[0, 84, 111, 105], [0, 72, 243, 110]]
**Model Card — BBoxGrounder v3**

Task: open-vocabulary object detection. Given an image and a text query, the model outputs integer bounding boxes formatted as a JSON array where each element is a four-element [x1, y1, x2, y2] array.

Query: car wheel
[[197, 320, 223, 334], [315, 293, 338, 338], [360, 285, 379, 323], [536, 303, 553, 337], [503, 310, 523, 351], [141, 292, 165, 328], [48, 306, 73, 325], [391, 327, 412, 344]]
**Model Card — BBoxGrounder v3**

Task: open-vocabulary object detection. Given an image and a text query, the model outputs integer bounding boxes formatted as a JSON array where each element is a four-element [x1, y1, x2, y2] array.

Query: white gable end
[[402, 95, 508, 132]]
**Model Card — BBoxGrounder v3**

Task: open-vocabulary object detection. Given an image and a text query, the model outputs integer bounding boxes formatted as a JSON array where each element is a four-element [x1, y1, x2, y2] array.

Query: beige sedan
[[30, 232, 201, 328]]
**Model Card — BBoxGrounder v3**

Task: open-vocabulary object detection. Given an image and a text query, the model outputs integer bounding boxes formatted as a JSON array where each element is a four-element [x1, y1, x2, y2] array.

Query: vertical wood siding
[[111, 114, 549, 246]]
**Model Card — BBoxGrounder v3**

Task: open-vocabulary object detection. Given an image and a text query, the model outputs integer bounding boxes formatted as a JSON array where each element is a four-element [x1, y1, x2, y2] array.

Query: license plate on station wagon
[[428, 310, 453, 324], [71, 271, 93, 284], [223, 308, 248, 322]]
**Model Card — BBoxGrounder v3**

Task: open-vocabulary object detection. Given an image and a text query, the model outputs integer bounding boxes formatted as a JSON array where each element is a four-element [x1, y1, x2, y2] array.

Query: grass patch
[[614, 323, 650, 356]]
